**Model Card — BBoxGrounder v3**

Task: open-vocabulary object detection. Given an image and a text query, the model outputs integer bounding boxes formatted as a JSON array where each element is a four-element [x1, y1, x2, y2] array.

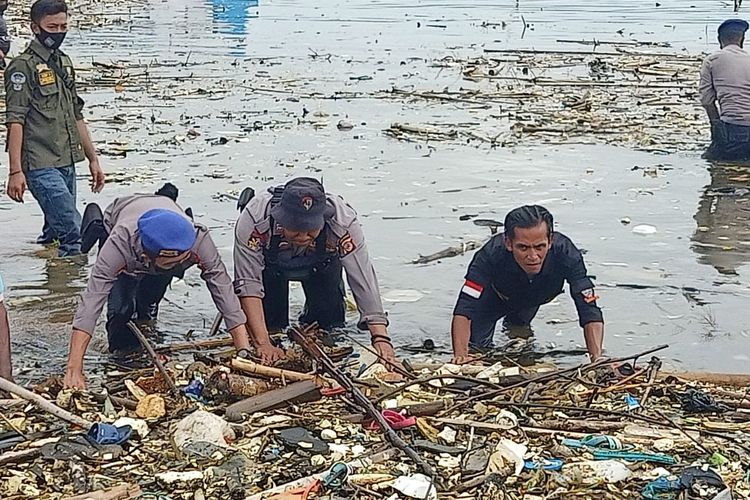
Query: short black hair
[[504, 205, 554, 239], [30, 0, 68, 24], [719, 27, 745, 45]]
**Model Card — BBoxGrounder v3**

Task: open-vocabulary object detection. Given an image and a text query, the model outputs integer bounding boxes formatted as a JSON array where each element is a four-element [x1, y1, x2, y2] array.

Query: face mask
[[36, 29, 66, 50], [153, 264, 177, 275]]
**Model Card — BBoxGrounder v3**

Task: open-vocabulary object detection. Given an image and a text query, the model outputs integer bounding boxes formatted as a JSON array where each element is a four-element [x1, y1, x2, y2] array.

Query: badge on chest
[[36, 64, 56, 86]]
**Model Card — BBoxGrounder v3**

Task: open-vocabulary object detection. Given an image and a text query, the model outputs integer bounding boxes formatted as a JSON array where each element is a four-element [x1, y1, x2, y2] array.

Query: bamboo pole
[[231, 358, 318, 383]]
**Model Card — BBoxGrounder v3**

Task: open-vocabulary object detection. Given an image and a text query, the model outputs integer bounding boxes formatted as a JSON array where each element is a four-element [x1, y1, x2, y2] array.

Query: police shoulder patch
[[581, 288, 599, 304], [10, 72, 26, 85], [246, 229, 267, 251], [338, 232, 357, 256]]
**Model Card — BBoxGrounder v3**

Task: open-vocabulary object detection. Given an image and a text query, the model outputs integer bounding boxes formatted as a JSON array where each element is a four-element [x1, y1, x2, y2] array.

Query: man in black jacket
[[451, 205, 604, 363]]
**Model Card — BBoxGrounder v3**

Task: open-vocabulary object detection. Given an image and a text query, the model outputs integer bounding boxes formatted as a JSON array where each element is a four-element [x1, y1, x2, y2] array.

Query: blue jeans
[[25, 165, 82, 257]]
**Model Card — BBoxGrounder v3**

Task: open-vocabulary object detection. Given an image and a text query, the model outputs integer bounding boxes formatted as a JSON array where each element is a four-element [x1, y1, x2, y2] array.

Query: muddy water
[[1, 0, 749, 382]]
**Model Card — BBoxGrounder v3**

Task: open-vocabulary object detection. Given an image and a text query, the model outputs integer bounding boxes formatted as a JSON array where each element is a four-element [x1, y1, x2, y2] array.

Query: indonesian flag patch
[[461, 280, 484, 299]]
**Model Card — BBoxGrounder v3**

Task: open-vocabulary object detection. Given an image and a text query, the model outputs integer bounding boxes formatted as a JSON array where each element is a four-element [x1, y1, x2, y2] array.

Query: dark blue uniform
[[453, 232, 603, 349]]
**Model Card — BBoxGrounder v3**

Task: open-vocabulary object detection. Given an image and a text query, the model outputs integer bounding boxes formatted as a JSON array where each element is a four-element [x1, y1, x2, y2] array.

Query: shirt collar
[[29, 38, 55, 62], [723, 44, 747, 54]]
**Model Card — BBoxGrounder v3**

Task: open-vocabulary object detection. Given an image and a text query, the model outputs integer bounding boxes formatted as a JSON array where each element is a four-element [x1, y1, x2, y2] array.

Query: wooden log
[[224, 380, 322, 422], [411, 240, 484, 265], [0, 378, 92, 429], [457, 475, 490, 493], [89, 392, 138, 412], [659, 371, 750, 387], [63, 483, 142, 500], [400, 400, 452, 417], [231, 358, 318, 383]]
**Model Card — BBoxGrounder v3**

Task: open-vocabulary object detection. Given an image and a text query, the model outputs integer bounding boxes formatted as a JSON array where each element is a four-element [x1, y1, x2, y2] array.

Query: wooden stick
[[231, 358, 317, 383], [126, 322, 178, 394], [0, 378, 92, 429], [90, 392, 138, 411], [640, 358, 662, 408], [208, 312, 223, 337]]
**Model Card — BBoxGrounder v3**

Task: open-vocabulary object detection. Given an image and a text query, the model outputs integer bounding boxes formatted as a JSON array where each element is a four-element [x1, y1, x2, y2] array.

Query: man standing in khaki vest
[[4, 0, 104, 257]]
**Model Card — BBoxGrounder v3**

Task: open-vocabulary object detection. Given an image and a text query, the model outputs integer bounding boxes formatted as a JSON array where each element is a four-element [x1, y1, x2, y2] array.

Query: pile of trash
[[385, 49, 707, 153], [2, 330, 750, 499]]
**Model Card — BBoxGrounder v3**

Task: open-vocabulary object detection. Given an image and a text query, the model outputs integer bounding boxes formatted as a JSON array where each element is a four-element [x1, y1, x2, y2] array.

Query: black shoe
[[81, 203, 104, 253], [155, 182, 179, 201], [237, 187, 255, 213]]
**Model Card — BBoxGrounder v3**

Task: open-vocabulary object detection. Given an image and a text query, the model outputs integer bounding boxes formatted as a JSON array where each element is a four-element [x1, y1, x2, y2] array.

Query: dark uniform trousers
[[262, 258, 346, 332], [468, 289, 541, 349], [106, 273, 173, 352]]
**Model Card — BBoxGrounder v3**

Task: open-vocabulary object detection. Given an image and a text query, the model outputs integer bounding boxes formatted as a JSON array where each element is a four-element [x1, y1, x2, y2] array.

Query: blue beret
[[718, 18, 749, 34], [137, 209, 196, 256]]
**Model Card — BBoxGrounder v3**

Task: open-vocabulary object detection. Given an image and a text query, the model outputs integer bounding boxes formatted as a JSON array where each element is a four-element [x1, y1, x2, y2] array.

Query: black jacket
[[453, 232, 603, 327]]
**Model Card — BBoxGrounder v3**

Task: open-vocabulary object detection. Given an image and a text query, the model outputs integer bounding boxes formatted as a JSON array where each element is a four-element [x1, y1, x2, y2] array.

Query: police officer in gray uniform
[[64, 193, 254, 389], [233, 177, 399, 366]]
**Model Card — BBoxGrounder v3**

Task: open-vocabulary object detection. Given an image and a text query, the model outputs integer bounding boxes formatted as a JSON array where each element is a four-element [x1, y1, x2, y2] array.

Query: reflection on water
[[10, 254, 87, 324], [211, 0, 259, 36], [692, 163, 750, 276]]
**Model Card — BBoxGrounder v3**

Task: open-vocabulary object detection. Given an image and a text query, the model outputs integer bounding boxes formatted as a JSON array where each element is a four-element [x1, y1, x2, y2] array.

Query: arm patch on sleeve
[[581, 288, 599, 304], [338, 232, 357, 256], [461, 279, 484, 299]]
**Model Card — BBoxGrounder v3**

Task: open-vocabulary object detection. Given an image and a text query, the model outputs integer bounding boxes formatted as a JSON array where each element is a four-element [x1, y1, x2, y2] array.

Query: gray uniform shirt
[[699, 45, 750, 126], [73, 195, 247, 335], [234, 189, 387, 329]]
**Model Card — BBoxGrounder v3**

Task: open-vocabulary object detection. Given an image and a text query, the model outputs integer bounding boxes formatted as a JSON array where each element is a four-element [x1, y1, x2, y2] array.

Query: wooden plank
[[224, 380, 322, 422]]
